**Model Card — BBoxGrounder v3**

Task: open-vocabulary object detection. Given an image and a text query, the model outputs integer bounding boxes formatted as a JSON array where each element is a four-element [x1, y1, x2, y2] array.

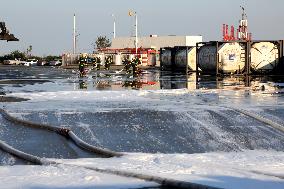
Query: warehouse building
[[111, 35, 203, 50]]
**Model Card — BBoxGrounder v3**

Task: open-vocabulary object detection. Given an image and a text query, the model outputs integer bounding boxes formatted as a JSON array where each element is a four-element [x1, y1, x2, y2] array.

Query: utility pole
[[129, 10, 138, 54], [112, 14, 116, 39], [135, 13, 138, 54], [73, 14, 76, 55]]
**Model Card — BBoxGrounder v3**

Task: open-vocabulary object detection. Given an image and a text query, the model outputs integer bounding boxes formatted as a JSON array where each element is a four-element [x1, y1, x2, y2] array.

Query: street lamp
[[112, 14, 116, 39], [128, 10, 138, 54]]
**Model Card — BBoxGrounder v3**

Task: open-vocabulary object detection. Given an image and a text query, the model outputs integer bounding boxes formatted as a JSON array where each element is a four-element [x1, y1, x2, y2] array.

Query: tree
[[44, 55, 61, 62], [26, 45, 32, 57], [0, 50, 26, 62], [94, 36, 111, 49], [10, 50, 26, 60]]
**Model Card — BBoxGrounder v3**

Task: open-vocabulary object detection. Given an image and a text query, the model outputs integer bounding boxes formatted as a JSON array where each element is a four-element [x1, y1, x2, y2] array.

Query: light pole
[[75, 33, 80, 54], [73, 14, 76, 55], [135, 13, 138, 54], [129, 11, 138, 54], [112, 14, 116, 39]]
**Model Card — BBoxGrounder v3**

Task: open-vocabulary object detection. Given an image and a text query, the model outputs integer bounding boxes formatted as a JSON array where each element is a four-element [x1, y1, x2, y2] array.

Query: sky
[[0, 0, 283, 56]]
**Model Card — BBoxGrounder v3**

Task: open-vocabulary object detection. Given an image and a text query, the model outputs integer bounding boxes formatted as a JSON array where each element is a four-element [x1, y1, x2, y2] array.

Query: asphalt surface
[[0, 65, 284, 164], [18, 109, 284, 154]]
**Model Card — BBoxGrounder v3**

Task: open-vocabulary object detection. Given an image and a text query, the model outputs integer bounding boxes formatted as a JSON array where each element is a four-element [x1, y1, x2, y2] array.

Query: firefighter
[[104, 56, 111, 70], [131, 56, 141, 76], [79, 54, 87, 77], [123, 56, 131, 74], [92, 56, 97, 69], [96, 56, 101, 70]]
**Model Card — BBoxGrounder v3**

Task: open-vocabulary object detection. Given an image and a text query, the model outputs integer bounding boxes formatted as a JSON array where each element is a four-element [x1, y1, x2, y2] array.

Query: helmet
[[83, 53, 88, 58]]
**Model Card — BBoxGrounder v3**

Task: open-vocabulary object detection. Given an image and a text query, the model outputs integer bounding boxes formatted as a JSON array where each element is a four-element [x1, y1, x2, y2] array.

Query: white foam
[[1, 150, 283, 189]]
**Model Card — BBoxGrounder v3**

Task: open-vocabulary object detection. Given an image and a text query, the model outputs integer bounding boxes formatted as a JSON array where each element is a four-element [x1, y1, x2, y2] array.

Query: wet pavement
[[0, 65, 284, 164], [0, 114, 98, 160], [16, 109, 284, 154]]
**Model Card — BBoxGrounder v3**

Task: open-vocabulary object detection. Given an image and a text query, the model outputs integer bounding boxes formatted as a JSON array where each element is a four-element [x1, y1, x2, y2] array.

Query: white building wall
[[186, 36, 203, 46], [111, 36, 202, 50]]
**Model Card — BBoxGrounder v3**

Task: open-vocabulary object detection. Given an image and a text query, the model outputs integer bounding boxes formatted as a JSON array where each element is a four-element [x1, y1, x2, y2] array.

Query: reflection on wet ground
[[77, 71, 284, 92], [0, 65, 283, 93]]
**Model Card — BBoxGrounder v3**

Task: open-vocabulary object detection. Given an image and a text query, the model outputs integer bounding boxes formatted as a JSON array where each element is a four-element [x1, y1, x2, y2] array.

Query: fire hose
[[0, 108, 123, 158]]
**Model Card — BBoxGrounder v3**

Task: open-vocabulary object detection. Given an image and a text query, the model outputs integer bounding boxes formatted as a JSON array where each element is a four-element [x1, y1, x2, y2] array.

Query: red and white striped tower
[[238, 6, 252, 41]]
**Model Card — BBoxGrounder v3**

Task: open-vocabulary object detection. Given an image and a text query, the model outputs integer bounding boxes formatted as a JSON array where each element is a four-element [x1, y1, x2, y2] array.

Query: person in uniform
[[105, 56, 111, 70], [131, 56, 141, 76], [79, 54, 87, 77], [96, 56, 101, 71], [92, 56, 97, 69], [123, 56, 131, 74]]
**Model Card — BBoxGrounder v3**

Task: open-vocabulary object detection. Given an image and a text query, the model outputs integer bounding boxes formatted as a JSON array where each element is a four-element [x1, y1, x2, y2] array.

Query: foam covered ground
[[1, 67, 284, 189], [1, 150, 284, 189]]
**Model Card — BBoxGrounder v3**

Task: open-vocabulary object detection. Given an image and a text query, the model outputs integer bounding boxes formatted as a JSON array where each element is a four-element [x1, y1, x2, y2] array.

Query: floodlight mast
[[129, 10, 138, 54], [112, 14, 116, 39], [73, 14, 76, 55]]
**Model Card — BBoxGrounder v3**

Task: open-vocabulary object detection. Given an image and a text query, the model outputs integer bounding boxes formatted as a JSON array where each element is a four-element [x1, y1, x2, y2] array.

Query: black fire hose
[[0, 139, 222, 189], [0, 139, 55, 165], [0, 108, 224, 189], [0, 108, 123, 157]]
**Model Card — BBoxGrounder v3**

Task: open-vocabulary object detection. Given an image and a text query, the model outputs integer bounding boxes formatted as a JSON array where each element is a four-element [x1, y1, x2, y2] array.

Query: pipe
[[0, 109, 223, 188], [0, 108, 122, 157], [81, 165, 223, 189], [0, 139, 222, 189], [231, 108, 284, 133], [0, 140, 55, 165], [0, 108, 60, 133], [68, 131, 123, 157]]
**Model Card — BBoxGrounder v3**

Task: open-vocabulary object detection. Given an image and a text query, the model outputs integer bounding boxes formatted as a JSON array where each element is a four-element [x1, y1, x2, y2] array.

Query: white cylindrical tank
[[198, 42, 246, 73], [175, 47, 196, 71], [161, 49, 172, 67], [198, 45, 217, 72], [114, 54, 122, 65], [250, 42, 279, 72], [218, 42, 245, 73]]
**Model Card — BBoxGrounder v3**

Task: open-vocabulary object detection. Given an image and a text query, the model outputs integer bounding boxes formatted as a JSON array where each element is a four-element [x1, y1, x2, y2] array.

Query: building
[[111, 35, 203, 51]]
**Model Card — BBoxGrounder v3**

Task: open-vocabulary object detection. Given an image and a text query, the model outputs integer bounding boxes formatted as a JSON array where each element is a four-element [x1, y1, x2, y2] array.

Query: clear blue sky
[[0, 0, 283, 56]]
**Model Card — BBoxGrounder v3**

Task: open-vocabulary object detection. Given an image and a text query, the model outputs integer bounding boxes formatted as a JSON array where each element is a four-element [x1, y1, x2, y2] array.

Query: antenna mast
[[73, 14, 76, 55], [238, 6, 252, 41]]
